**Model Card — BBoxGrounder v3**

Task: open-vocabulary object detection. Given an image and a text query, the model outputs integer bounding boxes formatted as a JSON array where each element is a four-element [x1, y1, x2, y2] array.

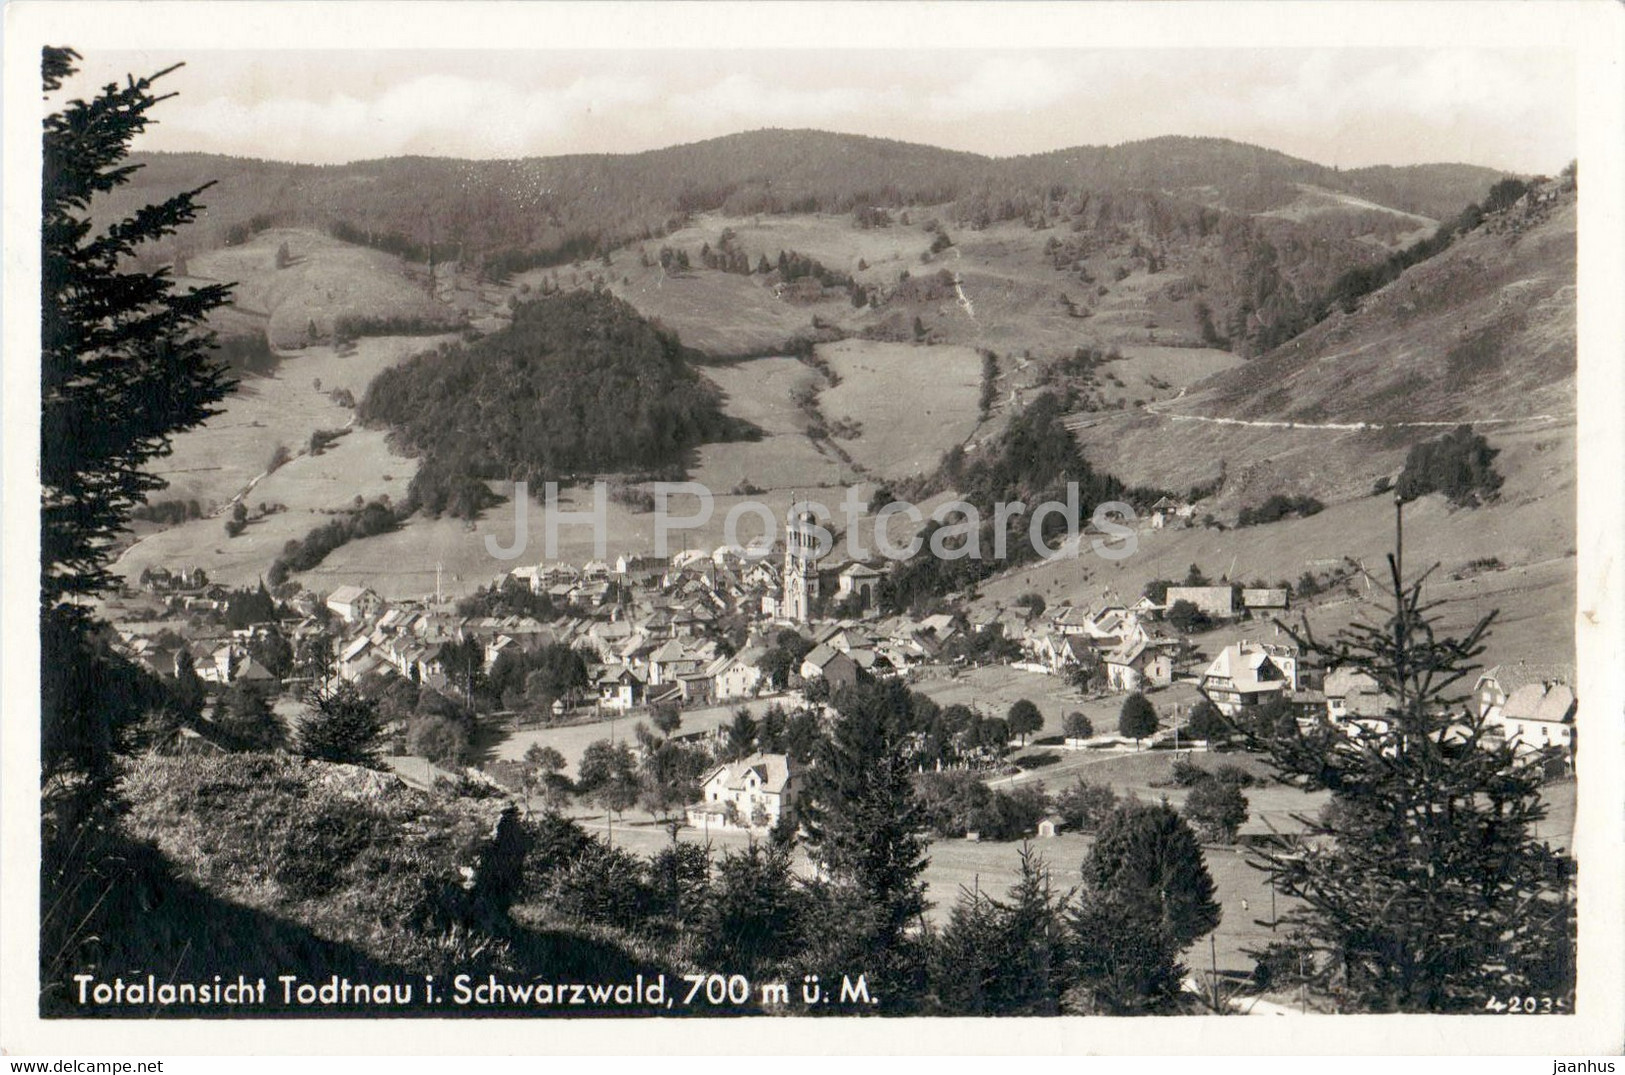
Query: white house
[[1474, 663, 1577, 755], [710, 647, 766, 701], [835, 562, 883, 610], [596, 665, 646, 711], [687, 752, 801, 831], [326, 585, 382, 624], [1201, 641, 1298, 715], [1104, 638, 1174, 693]]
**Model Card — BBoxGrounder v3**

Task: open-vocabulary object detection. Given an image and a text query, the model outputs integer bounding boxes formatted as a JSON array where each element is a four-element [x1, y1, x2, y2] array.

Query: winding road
[[1064, 386, 1573, 434]]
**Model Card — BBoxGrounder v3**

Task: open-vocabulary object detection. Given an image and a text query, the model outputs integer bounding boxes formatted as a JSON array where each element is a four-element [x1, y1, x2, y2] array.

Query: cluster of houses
[[1193, 639, 1577, 761], [115, 511, 1576, 826]]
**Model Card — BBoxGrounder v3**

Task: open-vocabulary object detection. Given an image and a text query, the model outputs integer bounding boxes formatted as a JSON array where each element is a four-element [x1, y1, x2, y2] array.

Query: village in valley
[[106, 481, 1579, 958], [38, 35, 1591, 1025]]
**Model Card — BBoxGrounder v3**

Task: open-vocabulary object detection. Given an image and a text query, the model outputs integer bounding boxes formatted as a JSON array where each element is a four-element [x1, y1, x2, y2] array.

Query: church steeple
[[782, 495, 819, 623]]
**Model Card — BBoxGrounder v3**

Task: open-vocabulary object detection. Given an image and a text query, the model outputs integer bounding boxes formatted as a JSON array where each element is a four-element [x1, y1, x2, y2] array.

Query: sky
[[61, 47, 1576, 175]]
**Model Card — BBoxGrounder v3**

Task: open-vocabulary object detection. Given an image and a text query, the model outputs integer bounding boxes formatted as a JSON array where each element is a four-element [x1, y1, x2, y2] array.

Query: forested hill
[[113, 131, 1508, 279], [360, 289, 746, 517]]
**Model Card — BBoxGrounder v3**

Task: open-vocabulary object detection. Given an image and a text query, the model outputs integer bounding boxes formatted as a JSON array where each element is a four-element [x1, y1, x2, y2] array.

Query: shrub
[[1395, 425, 1503, 507], [1063, 711, 1094, 740], [1237, 494, 1326, 527], [1170, 758, 1209, 788], [1183, 777, 1249, 843], [273, 803, 383, 900], [1184, 700, 1229, 741], [407, 714, 472, 767], [1053, 778, 1117, 833], [1164, 600, 1213, 635]]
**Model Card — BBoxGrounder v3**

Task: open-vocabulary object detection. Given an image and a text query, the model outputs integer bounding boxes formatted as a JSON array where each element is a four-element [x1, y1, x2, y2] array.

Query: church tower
[[782, 500, 820, 623]]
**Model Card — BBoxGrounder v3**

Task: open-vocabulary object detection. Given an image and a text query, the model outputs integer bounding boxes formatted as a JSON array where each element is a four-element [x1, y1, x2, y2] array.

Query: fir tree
[[930, 845, 1069, 1014], [41, 47, 233, 775], [1083, 800, 1220, 950], [295, 681, 385, 767], [800, 679, 931, 951], [1245, 523, 1576, 1012], [1064, 887, 1186, 1014]]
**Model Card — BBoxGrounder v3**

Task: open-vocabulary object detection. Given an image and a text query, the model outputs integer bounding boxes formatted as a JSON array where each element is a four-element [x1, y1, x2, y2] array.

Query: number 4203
[[1484, 995, 1567, 1013]]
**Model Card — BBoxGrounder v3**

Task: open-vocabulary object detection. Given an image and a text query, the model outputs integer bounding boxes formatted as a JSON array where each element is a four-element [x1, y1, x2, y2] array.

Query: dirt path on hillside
[[1065, 387, 1573, 434]]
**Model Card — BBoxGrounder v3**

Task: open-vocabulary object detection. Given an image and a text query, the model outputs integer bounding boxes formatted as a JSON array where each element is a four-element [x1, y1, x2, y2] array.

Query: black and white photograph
[[5, 0, 1623, 1061]]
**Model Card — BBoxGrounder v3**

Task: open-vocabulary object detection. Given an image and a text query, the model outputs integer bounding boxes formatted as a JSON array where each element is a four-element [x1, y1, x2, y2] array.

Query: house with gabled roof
[[596, 664, 646, 710], [1201, 641, 1298, 715], [1104, 638, 1173, 693], [710, 647, 766, 701], [1323, 667, 1393, 726], [326, 585, 382, 624], [687, 752, 802, 831], [1475, 663, 1577, 755], [835, 561, 883, 610]]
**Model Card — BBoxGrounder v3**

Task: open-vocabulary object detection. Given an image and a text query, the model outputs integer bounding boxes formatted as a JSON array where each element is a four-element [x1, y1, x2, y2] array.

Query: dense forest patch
[[360, 289, 755, 518]]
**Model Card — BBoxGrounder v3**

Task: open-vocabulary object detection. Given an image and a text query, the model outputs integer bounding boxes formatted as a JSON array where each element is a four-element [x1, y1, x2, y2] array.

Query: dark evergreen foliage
[[360, 290, 744, 517], [1237, 493, 1326, 527], [1083, 800, 1220, 950], [799, 680, 931, 944], [41, 48, 234, 776], [1242, 546, 1574, 1012], [930, 847, 1069, 1014], [296, 681, 386, 768], [1395, 424, 1504, 507]]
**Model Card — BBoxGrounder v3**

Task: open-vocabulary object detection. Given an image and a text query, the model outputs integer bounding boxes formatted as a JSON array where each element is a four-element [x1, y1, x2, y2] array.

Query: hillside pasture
[[691, 358, 843, 492], [659, 212, 937, 284], [187, 228, 458, 348], [816, 340, 985, 480], [146, 335, 441, 511]]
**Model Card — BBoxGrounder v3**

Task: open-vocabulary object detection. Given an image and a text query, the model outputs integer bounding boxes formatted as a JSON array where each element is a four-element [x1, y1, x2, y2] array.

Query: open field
[[817, 340, 986, 481], [912, 663, 1206, 742], [691, 357, 842, 493], [979, 415, 1576, 674], [538, 735, 1570, 974], [141, 335, 442, 513], [189, 228, 456, 348], [112, 335, 447, 590]]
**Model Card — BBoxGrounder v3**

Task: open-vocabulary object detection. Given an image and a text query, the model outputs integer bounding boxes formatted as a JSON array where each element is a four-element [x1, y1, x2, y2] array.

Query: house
[[799, 642, 839, 681], [1323, 667, 1393, 726], [710, 647, 766, 701], [687, 752, 801, 831], [615, 553, 668, 587], [596, 665, 646, 711], [1148, 496, 1194, 530], [835, 562, 883, 610], [1103, 638, 1174, 693], [1474, 664, 1578, 755], [1474, 663, 1576, 723], [326, 585, 382, 624], [821, 650, 863, 693], [1164, 586, 1236, 619], [1200, 642, 1298, 715], [1242, 588, 1290, 614]]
